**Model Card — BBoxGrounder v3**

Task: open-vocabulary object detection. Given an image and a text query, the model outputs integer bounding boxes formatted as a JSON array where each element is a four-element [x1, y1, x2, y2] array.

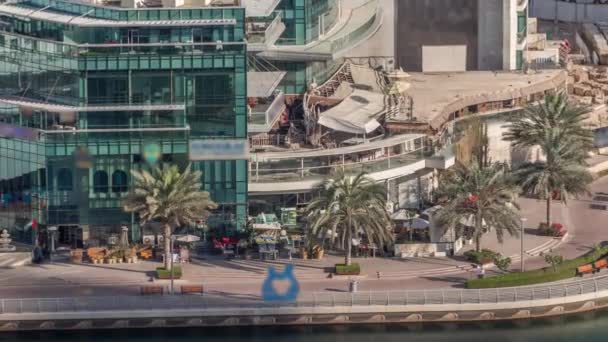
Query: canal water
[[3, 310, 608, 342]]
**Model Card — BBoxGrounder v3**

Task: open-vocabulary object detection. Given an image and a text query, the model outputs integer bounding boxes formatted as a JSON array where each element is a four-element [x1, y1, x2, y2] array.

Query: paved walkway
[[1, 178, 607, 298]]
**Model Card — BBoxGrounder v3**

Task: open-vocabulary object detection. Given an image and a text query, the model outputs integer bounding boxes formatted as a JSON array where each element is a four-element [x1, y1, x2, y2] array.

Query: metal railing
[[2, 275, 608, 315]]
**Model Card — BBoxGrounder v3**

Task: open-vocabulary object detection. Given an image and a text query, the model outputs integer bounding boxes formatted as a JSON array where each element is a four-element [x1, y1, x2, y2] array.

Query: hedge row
[[465, 245, 608, 289], [335, 263, 361, 275], [156, 266, 182, 279]]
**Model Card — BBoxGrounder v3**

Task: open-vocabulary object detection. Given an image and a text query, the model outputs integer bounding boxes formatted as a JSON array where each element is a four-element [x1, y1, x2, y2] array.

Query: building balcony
[[249, 134, 437, 194], [256, 0, 383, 61], [247, 13, 286, 52], [241, 0, 282, 18], [248, 91, 286, 134]]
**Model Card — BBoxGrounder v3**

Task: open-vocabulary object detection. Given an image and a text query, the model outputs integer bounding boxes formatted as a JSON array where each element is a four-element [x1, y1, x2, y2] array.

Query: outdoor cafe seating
[[257, 236, 278, 260]]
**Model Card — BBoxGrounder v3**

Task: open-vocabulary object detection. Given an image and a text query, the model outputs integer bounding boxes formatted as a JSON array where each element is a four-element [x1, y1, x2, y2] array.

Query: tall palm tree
[[435, 161, 521, 252], [305, 171, 393, 266], [514, 133, 593, 225], [124, 165, 217, 270], [504, 91, 594, 225], [503, 91, 594, 152]]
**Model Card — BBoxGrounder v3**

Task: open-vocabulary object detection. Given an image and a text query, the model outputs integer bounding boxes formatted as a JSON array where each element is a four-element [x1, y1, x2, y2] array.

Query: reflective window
[[93, 170, 109, 193], [112, 170, 128, 193]]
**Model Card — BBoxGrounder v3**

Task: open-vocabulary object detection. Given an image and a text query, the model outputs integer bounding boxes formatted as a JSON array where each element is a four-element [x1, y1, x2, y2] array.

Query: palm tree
[[504, 91, 594, 225], [123, 165, 217, 270], [503, 91, 594, 152], [513, 134, 592, 225], [435, 161, 521, 252], [305, 171, 393, 266]]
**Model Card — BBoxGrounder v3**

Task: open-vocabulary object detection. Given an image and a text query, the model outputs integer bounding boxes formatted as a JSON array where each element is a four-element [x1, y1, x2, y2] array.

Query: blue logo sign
[[262, 264, 300, 302], [143, 143, 161, 164]]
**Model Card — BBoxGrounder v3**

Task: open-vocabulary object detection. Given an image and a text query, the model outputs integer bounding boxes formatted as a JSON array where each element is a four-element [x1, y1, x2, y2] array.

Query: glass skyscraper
[[0, 0, 248, 246]]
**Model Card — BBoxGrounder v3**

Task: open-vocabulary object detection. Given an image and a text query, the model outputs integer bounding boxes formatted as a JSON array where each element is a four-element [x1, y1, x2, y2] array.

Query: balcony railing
[[250, 134, 427, 184], [259, 0, 382, 60], [247, 12, 285, 50], [248, 91, 286, 133], [250, 151, 424, 183]]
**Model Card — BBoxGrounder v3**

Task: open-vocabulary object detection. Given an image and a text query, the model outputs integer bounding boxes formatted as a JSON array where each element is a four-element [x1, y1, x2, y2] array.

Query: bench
[[594, 258, 608, 273], [577, 264, 594, 276], [181, 285, 204, 295], [140, 286, 164, 295]]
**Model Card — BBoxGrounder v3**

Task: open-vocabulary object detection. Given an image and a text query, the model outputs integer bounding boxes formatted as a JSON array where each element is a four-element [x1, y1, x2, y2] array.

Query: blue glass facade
[[0, 0, 248, 245]]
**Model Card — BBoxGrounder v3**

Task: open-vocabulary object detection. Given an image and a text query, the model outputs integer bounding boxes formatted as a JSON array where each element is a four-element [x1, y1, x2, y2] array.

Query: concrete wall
[[533, 0, 608, 23], [395, 0, 479, 71], [478, 0, 504, 70]]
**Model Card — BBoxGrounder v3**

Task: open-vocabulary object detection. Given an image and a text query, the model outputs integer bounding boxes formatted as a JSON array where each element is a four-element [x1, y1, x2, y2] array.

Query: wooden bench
[[577, 264, 594, 276], [140, 286, 164, 296], [594, 258, 608, 273], [181, 285, 204, 295]]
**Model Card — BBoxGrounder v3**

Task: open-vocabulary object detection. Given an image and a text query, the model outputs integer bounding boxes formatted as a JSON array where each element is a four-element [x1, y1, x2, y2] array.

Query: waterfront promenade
[[3, 174, 608, 298], [0, 177, 608, 331]]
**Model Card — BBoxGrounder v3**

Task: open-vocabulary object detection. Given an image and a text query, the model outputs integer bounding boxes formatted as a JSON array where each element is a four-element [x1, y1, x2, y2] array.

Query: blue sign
[[262, 264, 300, 302], [189, 139, 249, 161]]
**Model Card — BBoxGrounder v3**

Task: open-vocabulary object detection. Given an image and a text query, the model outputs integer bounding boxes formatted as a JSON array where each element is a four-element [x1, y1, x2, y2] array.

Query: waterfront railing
[[2, 275, 608, 315]]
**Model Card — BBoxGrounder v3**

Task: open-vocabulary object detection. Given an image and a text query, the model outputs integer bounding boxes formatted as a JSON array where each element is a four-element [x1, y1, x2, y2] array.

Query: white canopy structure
[[317, 89, 385, 135]]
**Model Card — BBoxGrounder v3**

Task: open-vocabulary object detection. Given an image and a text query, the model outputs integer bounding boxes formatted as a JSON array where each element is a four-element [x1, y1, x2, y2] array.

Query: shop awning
[[317, 89, 385, 135], [247, 71, 286, 98]]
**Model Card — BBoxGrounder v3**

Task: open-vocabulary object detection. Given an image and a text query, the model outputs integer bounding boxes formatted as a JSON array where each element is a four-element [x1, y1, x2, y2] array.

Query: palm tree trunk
[[346, 237, 352, 266], [475, 209, 483, 252], [163, 223, 172, 270], [346, 214, 353, 266]]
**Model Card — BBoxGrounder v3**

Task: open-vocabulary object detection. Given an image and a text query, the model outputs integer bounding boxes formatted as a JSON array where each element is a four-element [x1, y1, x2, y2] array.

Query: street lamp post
[[520, 218, 527, 272], [170, 235, 177, 295]]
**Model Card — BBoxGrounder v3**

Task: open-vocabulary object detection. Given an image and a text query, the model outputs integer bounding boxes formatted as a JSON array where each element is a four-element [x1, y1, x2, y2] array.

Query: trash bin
[[349, 280, 359, 293]]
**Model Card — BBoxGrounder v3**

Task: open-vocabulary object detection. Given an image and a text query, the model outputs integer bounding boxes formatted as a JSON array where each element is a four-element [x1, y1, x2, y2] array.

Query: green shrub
[[464, 249, 498, 264], [156, 266, 182, 279], [335, 263, 361, 275], [466, 244, 608, 289], [493, 254, 512, 272]]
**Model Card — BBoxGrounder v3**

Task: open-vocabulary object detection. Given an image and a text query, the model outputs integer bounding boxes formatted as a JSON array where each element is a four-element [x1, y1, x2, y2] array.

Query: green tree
[[123, 165, 217, 270], [543, 253, 564, 272], [513, 134, 593, 225], [305, 171, 393, 266], [505, 92, 593, 225], [436, 161, 521, 252], [503, 91, 594, 151]]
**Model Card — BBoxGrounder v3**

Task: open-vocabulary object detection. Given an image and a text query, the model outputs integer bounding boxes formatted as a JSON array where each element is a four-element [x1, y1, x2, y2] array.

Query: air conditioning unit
[[157, 234, 165, 246], [142, 235, 155, 246]]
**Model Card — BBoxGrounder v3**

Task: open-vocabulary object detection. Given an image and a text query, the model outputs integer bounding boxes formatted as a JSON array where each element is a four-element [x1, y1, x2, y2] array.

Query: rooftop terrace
[[394, 70, 567, 130]]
